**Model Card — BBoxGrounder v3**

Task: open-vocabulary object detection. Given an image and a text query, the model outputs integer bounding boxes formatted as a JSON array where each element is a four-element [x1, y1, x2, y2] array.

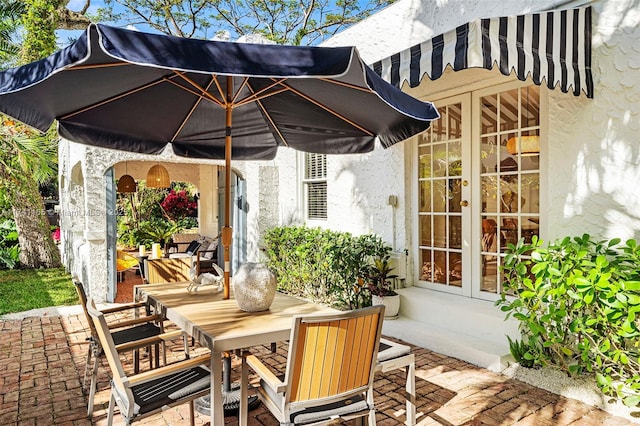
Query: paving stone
[[0, 308, 636, 425]]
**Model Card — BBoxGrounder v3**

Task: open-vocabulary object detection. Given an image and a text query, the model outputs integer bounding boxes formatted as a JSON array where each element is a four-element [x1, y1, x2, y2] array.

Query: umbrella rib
[[231, 78, 250, 104], [273, 79, 375, 136], [60, 74, 182, 120], [319, 77, 373, 93], [171, 71, 225, 107], [170, 77, 217, 142], [233, 79, 288, 108], [255, 98, 289, 147], [69, 62, 131, 70]]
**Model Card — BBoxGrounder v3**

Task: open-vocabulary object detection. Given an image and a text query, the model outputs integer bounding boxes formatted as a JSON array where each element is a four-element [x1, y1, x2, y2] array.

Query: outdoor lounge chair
[[86, 298, 211, 426], [74, 281, 182, 417], [243, 305, 385, 425], [116, 249, 141, 282]]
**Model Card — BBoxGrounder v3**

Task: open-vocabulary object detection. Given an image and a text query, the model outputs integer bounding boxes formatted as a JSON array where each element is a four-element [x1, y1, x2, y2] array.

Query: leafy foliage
[[98, 0, 395, 45], [497, 234, 640, 406], [116, 182, 198, 248], [362, 255, 398, 297], [160, 189, 197, 221], [263, 226, 391, 309], [0, 219, 19, 269]]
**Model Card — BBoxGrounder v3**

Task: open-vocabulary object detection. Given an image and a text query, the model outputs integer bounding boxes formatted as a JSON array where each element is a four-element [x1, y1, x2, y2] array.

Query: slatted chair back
[[285, 305, 384, 405], [86, 299, 136, 417], [75, 281, 100, 342]]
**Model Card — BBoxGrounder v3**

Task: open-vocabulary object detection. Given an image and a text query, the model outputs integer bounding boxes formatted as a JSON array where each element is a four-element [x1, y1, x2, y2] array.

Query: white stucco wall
[[547, 0, 640, 241]]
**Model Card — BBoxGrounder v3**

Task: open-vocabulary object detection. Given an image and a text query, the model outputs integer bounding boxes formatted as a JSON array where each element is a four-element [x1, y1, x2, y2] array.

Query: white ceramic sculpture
[[232, 262, 277, 312], [187, 263, 223, 293]]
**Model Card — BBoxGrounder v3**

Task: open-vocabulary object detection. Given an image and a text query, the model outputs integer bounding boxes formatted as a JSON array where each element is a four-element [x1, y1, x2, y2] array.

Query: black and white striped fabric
[[372, 6, 593, 98]]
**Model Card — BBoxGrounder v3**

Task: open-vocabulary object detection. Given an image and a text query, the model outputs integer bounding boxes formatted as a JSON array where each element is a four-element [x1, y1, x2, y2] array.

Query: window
[[303, 153, 327, 220]]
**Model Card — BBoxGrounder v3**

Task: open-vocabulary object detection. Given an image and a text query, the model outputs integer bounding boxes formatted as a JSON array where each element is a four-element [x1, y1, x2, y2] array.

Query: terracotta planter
[[372, 294, 400, 319]]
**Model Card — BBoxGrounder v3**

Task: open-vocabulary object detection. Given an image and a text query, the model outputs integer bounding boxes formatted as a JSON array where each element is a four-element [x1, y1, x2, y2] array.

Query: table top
[[135, 282, 336, 352]]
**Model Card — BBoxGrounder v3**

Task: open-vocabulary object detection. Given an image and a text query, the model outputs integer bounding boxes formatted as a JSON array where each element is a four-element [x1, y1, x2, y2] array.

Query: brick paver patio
[[0, 309, 637, 425]]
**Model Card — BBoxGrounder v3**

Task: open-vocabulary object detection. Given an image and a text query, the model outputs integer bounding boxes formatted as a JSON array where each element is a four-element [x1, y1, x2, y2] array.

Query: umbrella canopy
[[0, 24, 440, 298]]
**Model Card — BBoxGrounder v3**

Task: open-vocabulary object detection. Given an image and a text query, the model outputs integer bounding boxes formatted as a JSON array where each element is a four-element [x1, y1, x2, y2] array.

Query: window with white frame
[[303, 153, 327, 220]]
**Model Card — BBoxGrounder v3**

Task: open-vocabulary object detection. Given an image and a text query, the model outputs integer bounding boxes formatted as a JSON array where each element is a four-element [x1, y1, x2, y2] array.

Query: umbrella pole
[[222, 76, 233, 300]]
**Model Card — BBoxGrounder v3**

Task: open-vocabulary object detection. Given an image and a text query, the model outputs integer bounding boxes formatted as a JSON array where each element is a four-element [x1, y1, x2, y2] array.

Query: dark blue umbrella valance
[[0, 24, 440, 160]]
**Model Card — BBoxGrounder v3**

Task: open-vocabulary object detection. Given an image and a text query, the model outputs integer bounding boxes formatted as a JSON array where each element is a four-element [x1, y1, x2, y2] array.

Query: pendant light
[[116, 162, 137, 193], [506, 135, 539, 156], [146, 164, 170, 188]]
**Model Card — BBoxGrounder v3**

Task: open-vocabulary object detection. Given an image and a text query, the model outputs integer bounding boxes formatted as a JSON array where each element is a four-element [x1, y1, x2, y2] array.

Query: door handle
[[460, 200, 469, 207]]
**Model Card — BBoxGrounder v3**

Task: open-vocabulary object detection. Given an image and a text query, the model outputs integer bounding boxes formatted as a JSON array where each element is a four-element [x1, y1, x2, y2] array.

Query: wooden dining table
[[134, 282, 336, 425]]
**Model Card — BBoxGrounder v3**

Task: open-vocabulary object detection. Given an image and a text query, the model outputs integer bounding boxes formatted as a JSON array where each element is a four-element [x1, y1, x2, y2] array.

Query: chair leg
[[406, 363, 416, 426], [154, 343, 160, 367], [87, 353, 100, 417], [107, 390, 116, 426], [134, 348, 140, 373], [189, 400, 195, 426], [83, 346, 92, 390]]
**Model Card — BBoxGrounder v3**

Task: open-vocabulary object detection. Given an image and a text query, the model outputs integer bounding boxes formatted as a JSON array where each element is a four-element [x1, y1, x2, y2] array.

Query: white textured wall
[[547, 0, 640, 242]]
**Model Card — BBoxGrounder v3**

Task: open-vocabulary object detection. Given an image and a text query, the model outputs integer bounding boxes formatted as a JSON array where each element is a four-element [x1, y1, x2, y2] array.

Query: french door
[[416, 94, 472, 296], [415, 83, 541, 301]]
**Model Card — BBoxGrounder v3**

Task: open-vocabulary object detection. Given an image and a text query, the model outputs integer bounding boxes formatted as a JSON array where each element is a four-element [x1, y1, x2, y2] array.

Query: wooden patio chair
[[243, 305, 385, 425], [86, 298, 211, 426], [74, 281, 182, 417]]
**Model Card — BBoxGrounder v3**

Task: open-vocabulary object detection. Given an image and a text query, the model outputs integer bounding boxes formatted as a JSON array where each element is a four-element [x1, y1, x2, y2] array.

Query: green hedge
[[263, 226, 390, 310], [498, 235, 640, 407]]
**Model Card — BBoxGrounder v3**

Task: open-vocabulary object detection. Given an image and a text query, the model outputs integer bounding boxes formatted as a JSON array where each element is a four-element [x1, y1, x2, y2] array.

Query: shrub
[[263, 226, 391, 309], [497, 234, 640, 407], [0, 219, 19, 269]]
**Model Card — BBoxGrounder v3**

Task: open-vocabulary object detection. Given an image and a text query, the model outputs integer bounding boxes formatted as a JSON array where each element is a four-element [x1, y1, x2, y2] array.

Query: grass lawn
[[0, 268, 76, 315]]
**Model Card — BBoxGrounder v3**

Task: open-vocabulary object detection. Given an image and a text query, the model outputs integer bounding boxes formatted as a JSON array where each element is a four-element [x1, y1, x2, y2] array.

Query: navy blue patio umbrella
[[0, 24, 439, 299]]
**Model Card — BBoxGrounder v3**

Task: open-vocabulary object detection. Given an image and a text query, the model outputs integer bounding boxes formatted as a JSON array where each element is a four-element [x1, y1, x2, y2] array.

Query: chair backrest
[[74, 280, 99, 340], [184, 240, 201, 255], [86, 298, 135, 414], [284, 305, 385, 405]]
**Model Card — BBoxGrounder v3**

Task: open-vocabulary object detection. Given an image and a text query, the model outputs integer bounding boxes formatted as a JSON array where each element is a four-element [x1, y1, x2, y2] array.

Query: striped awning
[[372, 6, 593, 98]]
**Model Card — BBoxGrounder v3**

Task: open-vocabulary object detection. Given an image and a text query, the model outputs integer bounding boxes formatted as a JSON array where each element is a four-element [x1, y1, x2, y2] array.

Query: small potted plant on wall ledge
[[365, 256, 400, 319]]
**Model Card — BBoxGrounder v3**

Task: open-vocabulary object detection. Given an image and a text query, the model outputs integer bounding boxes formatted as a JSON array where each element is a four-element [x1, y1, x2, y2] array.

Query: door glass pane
[[433, 143, 447, 177], [433, 250, 447, 284], [499, 89, 519, 131], [433, 180, 447, 212], [448, 252, 462, 287], [449, 178, 462, 213], [521, 173, 539, 213], [481, 136, 498, 173], [481, 94, 497, 134], [448, 103, 462, 138], [419, 181, 431, 212], [433, 215, 446, 248], [419, 145, 432, 178], [419, 215, 432, 246], [449, 216, 462, 249], [481, 176, 498, 214]]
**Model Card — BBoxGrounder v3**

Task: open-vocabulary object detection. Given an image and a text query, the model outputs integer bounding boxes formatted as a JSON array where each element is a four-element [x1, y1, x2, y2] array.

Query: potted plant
[[364, 256, 400, 319]]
